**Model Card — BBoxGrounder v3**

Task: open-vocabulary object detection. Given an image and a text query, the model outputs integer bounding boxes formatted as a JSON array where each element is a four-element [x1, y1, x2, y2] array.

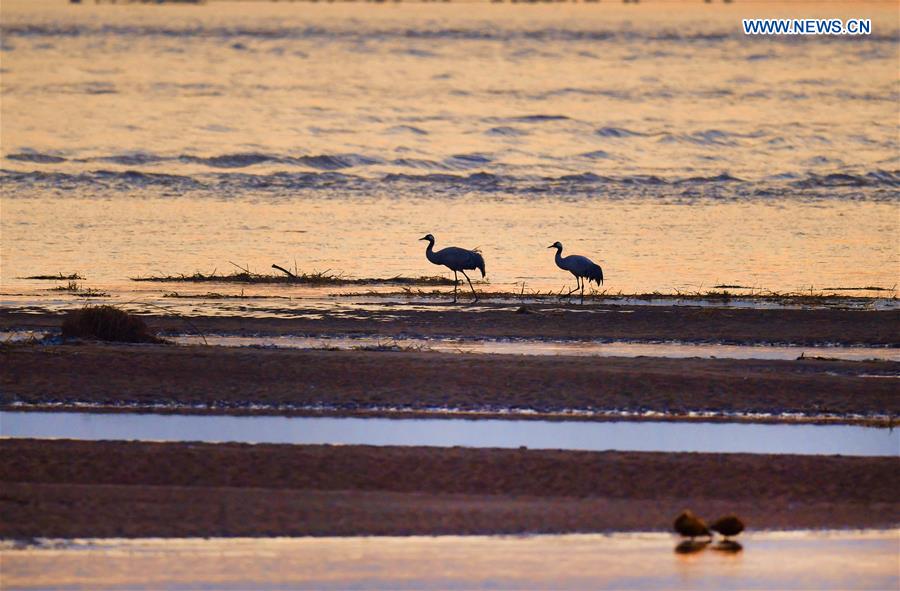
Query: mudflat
[[2, 305, 898, 345], [1, 439, 897, 538], [2, 343, 897, 420]]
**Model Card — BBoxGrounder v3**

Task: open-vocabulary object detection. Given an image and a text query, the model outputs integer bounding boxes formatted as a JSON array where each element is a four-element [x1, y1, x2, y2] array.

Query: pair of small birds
[[420, 234, 605, 303], [674, 510, 745, 540]]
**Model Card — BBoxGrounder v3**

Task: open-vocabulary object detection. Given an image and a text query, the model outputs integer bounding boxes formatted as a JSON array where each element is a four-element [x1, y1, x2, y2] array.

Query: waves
[[4, 23, 897, 45], [497, 115, 571, 123], [595, 127, 654, 139], [4, 151, 494, 172], [485, 126, 529, 137], [7, 153, 66, 164], [4, 6, 896, 207], [5, 145, 899, 196], [3, 167, 897, 201], [789, 171, 900, 189]]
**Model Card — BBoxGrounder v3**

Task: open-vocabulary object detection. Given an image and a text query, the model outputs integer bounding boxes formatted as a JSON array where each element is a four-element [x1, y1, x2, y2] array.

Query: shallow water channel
[[2, 412, 897, 457], [2, 330, 898, 363], [2, 531, 897, 591], [176, 334, 900, 362]]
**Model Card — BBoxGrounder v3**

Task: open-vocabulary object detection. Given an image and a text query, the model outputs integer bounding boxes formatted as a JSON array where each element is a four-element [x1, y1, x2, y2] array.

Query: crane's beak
[[419, 236, 429, 241], [547, 244, 554, 248]]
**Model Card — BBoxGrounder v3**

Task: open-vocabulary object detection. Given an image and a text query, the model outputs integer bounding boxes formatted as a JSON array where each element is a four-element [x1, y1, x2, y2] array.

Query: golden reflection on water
[[1, 531, 897, 590], [2, 1, 897, 179], [2, 196, 897, 296], [2, 0, 897, 170], [1, 0, 897, 301]]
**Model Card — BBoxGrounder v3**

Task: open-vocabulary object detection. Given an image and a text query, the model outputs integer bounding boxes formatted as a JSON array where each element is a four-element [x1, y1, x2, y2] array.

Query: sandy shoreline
[[2, 305, 898, 346], [1, 439, 897, 538], [2, 343, 897, 422], [3, 305, 896, 539]]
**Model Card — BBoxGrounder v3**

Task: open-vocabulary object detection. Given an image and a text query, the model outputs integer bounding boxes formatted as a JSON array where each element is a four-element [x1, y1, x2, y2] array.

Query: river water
[[2, 411, 897, 456], [1, 0, 898, 307]]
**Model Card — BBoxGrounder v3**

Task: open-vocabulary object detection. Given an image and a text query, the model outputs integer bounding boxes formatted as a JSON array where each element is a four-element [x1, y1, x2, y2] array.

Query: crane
[[548, 241, 604, 304], [419, 234, 485, 302]]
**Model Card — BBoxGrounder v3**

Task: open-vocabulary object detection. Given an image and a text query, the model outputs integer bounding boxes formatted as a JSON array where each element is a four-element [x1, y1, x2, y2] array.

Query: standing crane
[[548, 241, 604, 304], [419, 234, 485, 302]]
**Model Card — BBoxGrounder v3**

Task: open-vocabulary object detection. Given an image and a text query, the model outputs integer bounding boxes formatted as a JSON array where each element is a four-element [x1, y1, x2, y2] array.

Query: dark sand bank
[[2, 305, 898, 345], [1, 440, 897, 538], [2, 344, 897, 420]]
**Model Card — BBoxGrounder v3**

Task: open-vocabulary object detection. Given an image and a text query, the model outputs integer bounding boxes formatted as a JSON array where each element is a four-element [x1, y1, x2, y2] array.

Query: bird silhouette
[[710, 515, 745, 539], [420, 234, 485, 302], [673, 510, 712, 541], [548, 241, 604, 304]]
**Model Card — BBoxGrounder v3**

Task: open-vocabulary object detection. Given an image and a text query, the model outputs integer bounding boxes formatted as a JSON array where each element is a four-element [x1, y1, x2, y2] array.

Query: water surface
[[2, 531, 897, 591], [2, 411, 897, 457], [178, 334, 900, 362], [1, 0, 898, 305]]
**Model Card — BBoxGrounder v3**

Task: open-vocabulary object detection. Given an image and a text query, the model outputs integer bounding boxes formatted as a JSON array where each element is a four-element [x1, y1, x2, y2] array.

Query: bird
[[547, 241, 604, 304], [673, 510, 712, 541], [710, 515, 745, 539], [419, 234, 485, 302]]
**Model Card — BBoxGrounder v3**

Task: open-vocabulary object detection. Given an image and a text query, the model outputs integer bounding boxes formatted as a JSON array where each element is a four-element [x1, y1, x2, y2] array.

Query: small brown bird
[[673, 510, 712, 540], [710, 515, 745, 539]]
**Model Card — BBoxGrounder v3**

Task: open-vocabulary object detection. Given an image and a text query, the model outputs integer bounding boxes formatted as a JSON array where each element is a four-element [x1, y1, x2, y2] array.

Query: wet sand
[[2, 342, 897, 420], [2, 305, 898, 345], [1, 439, 897, 538]]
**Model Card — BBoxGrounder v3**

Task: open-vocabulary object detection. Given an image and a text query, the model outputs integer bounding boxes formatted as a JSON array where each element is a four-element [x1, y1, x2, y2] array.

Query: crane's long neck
[[424, 239, 438, 265], [554, 245, 564, 266]]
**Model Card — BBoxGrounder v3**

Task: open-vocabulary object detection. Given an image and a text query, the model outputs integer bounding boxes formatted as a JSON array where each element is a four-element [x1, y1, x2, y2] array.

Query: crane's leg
[[580, 278, 585, 305], [566, 276, 580, 297], [452, 271, 459, 303], [461, 270, 478, 302]]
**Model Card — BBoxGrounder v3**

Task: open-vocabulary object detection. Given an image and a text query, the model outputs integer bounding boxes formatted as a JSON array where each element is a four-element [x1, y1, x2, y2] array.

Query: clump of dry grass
[[49, 281, 82, 292], [23, 273, 85, 280], [46, 281, 110, 297], [131, 267, 454, 286], [61, 306, 165, 344], [351, 340, 430, 352]]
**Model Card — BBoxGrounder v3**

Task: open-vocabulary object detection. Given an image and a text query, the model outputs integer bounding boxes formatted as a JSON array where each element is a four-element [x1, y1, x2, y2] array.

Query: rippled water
[[1, 0, 897, 300]]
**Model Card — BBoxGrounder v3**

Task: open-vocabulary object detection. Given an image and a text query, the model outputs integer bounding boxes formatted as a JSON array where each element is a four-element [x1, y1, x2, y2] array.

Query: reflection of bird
[[674, 510, 712, 540], [548, 241, 604, 304], [675, 540, 710, 555], [420, 234, 485, 302], [710, 515, 745, 539], [712, 540, 743, 553]]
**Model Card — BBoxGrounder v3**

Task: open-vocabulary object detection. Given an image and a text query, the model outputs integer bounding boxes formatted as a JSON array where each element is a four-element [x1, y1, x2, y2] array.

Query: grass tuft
[[350, 340, 430, 352], [46, 281, 110, 297], [23, 273, 85, 280], [131, 269, 454, 286]]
